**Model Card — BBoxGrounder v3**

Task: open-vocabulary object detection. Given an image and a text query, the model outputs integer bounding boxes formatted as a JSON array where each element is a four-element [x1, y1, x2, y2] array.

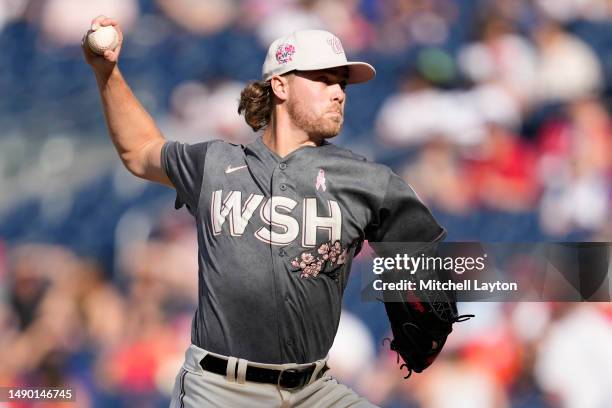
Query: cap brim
[[292, 61, 376, 84], [345, 61, 376, 84]]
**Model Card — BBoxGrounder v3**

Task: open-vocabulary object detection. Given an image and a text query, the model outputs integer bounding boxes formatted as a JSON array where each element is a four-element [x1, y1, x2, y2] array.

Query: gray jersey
[[161, 136, 444, 364]]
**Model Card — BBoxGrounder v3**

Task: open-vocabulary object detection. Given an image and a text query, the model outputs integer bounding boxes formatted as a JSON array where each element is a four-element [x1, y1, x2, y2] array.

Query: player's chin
[[321, 118, 343, 137], [318, 123, 342, 139]]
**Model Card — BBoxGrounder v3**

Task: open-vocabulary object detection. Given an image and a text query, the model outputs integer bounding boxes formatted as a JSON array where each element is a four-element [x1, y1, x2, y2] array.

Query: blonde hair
[[238, 80, 273, 131]]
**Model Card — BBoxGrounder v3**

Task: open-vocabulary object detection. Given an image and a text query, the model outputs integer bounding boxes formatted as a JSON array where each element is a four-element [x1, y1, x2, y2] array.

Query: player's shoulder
[[323, 142, 393, 177], [205, 138, 235, 149], [165, 138, 224, 153], [322, 142, 372, 164], [202, 138, 244, 155]]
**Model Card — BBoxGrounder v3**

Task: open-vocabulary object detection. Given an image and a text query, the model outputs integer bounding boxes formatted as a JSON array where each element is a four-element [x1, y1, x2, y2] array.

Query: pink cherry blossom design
[[304, 265, 317, 277], [301, 252, 315, 264], [291, 240, 351, 278]]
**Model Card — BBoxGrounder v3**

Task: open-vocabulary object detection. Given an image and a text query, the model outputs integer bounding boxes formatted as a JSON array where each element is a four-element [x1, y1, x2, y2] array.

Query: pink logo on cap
[[275, 43, 296, 64], [327, 37, 344, 54]]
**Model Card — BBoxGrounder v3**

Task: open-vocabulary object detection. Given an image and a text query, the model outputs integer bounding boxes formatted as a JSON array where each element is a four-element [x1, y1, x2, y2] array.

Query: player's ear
[[270, 74, 290, 101]]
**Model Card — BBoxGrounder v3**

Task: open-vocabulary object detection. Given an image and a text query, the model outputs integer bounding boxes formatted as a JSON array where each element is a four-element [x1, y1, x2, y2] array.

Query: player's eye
[[317, 76, 346, 90]]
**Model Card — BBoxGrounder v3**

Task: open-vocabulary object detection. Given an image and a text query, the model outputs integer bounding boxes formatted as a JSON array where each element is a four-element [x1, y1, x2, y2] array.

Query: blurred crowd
[[0, 218, 196, 407], [1, 0, 612, 407]]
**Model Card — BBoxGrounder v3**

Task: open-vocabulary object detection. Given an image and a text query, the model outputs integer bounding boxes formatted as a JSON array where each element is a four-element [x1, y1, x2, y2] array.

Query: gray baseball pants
[[169, 344, 378, 407]]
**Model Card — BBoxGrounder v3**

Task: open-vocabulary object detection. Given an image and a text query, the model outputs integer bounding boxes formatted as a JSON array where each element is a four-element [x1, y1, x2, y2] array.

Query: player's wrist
[[94, 64, 120, 86]]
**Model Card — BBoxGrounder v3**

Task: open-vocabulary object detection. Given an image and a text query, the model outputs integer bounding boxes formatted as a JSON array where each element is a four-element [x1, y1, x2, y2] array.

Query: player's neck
[[262, 114, 321, 158]]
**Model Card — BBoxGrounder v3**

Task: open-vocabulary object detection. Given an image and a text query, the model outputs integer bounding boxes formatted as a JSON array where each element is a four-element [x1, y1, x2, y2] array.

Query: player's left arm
[[365, 170, 472, 377]]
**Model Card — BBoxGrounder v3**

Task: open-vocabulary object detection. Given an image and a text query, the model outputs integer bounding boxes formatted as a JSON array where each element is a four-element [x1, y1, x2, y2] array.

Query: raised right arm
[[82, 15, 171, 187]]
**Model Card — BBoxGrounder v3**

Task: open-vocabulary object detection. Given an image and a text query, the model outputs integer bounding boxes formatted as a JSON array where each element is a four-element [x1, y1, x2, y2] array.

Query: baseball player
[[83, 16, 450, 408]]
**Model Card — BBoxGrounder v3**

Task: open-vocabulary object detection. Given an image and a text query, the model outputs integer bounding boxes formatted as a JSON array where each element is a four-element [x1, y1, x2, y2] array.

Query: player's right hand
[[82, 15, 123, 78]]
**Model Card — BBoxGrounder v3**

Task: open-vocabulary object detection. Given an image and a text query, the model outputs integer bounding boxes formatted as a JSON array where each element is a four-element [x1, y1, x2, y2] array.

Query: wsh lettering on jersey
[[210, 190, 342, 247]]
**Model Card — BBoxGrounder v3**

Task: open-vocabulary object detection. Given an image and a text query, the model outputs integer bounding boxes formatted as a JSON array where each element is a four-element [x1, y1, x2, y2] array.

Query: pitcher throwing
[[83, 15, 467, 407]]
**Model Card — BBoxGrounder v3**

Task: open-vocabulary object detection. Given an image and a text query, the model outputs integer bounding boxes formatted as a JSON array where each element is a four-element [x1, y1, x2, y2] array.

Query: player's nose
[[330, 84, 345, 104]]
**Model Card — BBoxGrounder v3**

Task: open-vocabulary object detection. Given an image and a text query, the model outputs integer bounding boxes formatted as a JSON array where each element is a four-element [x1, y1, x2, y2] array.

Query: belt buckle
[[277, 368, 309, 390]]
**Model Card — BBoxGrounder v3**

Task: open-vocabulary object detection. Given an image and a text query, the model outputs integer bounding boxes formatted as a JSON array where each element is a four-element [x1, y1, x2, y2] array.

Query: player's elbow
[[120, 139, 169, 184], [122, 157, 147, 179], [120, 150, 147, 178]]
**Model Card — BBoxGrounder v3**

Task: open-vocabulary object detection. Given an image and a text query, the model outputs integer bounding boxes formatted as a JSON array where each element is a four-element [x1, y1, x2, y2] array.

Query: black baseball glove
[[380, 244, 474, 378]]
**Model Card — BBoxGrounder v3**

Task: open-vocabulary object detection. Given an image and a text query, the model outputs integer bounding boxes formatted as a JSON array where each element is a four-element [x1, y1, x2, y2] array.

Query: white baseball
[[87, 25, 119, 55]]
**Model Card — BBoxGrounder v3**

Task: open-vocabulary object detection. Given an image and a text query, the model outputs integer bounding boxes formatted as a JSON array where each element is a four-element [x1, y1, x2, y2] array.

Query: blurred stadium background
[[1, 0, 612, 407]]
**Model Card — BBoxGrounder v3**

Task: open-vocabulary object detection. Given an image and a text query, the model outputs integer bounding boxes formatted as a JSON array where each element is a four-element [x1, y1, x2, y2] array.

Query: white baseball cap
[[262, 30, 376, 84]]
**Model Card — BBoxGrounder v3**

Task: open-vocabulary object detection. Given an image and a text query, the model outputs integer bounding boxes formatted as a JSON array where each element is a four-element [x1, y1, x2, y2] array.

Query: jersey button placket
[[275, 166, 289, 193], [270, 165, 293, 363]]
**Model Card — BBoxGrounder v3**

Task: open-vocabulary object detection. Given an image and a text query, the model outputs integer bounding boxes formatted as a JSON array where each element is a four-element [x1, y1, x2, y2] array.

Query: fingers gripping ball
[[87, 25, 119, 55]]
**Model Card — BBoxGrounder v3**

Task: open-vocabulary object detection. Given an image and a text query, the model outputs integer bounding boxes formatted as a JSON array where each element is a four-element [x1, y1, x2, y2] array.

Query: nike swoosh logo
[[225, 165, 248, 174]]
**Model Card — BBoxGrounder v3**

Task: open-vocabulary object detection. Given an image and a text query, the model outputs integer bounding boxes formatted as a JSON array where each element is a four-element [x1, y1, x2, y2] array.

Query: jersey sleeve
[[161, 140, 210, 214], [365, 170, 446, 246]]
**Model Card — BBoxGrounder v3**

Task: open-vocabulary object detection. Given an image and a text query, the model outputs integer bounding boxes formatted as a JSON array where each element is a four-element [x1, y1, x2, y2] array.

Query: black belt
[[200, 354, 328, 390]]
